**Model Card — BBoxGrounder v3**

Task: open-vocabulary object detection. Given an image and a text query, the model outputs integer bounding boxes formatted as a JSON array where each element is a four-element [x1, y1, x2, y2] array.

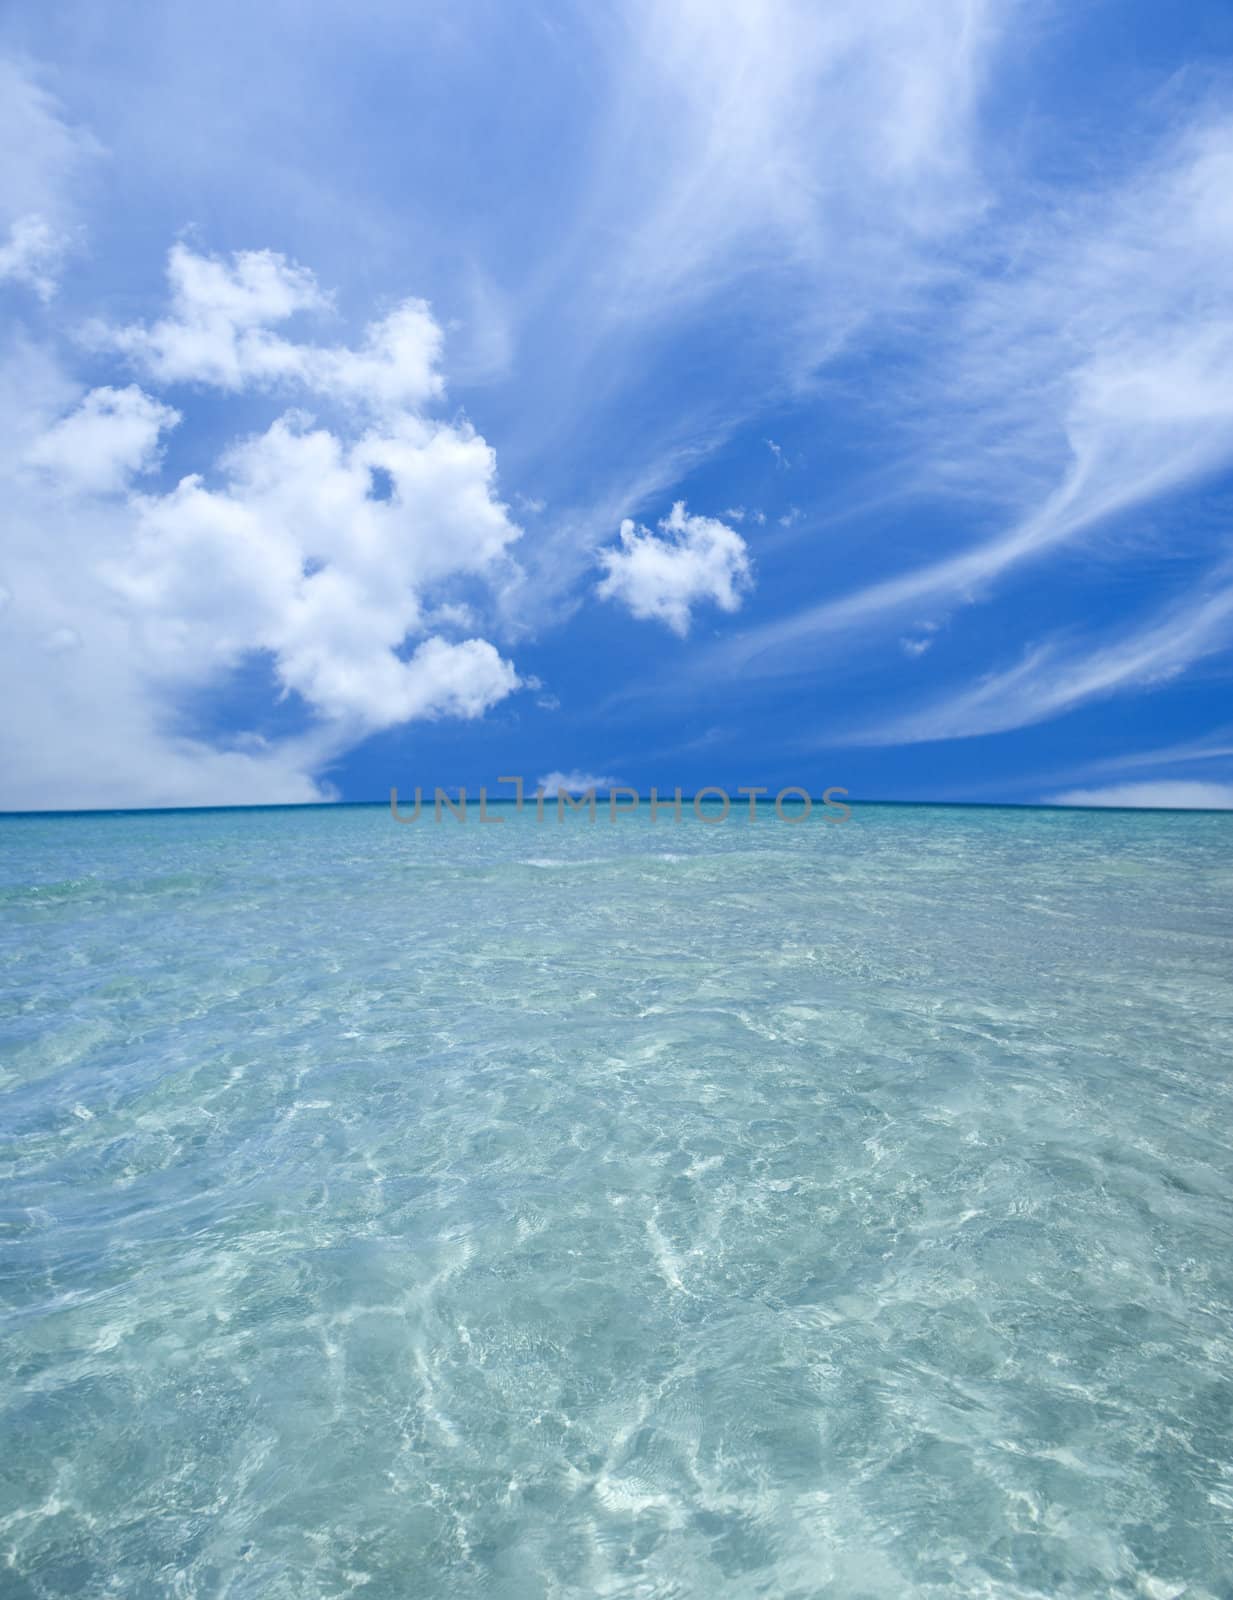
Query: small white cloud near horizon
[[537, 769, 621, 797], [596, 502, 752, 636], [1046, 781, 1233, 810]]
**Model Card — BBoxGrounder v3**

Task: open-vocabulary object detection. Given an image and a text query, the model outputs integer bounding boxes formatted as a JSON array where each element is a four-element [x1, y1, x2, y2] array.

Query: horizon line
[[2, 795, 1231, 821]]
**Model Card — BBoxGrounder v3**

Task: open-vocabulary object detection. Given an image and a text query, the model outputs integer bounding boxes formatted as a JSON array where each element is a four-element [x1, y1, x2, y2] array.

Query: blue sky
[[3, 0, 1233, 811]]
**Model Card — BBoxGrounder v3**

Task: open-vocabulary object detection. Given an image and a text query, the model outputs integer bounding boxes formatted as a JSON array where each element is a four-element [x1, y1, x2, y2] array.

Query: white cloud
[[1049, 732, 1233, 784], [0, 244, 526, 811], [588, 0, 996, 331], [498, 0, 1005, 609], [847, 573, 1233, 745], [596, 502, 751, 636], [0, 61, 97, 299], [710, 109, 1233, 688], [107, 410, 523, 732], [24, 385, 180, 494], [1046, 781, 1233, 811], [0, 214, 64, 302], [537, 770, 620, 797], [92, 243, 444, 411], [423, 600, 479, 632]]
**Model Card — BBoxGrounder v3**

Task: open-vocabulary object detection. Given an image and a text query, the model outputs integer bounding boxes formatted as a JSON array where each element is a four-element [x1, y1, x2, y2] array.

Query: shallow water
[[2, 802, 1232, 1597]]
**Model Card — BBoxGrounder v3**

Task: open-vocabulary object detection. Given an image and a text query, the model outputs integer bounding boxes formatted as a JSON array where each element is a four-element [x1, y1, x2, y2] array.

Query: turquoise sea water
[[2, 801, 1232, 1598]]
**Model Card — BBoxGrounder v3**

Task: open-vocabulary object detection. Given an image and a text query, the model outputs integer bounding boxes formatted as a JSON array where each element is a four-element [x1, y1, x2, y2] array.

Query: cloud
[[1008, 728, 1233, 809], [845, 572, 1233, 744], [109, 406, 523, 730], [596, 502, 751, 636], [0, 214, 64, 302], [90, 243, 444, 411], [1050, 732, 1233, 783], [24, 385, 180, 494], [710, 108, 1233, 685], [1046, 781, 1233, 811], [491, 0, 1005, 610], [0, 60, 98, 299], [536, 770, 620, 797], [0, 243, 526, 811], [586, 0, 997, 330]]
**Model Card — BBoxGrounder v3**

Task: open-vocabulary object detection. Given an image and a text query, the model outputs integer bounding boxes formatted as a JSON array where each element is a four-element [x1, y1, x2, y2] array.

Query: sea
[[1, 800, 1231, 1598]]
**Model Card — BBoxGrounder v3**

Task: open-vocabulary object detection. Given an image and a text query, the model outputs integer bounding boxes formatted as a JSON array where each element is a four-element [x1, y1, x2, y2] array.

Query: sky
[[3, 0, 1233, 812]]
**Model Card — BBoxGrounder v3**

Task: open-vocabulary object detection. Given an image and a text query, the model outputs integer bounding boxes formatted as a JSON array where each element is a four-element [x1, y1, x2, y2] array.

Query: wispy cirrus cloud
[[582, 0, 998, 323], [710, 107, 1233, 693], [842, 569, 1233, 745], [1053, 731, 1233, 783], [5, 12, 1233, 810], [506, 0, 1008, 601], [0, 60, 98, 299]]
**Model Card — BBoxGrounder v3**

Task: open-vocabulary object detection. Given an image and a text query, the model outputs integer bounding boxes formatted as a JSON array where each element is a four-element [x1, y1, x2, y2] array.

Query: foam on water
[[1, 803, 1231, 1597]]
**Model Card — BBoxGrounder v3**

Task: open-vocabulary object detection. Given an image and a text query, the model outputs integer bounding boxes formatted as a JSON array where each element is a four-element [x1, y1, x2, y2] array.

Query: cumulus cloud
[[596, 502, 751, 636], [91, 243, 444, 411], [109, 405, 523, 731], [1046, 782, 1233, 811], [536, 770, 620, 796], [0, 244, 526, 810], [24, 385, 180, 494]]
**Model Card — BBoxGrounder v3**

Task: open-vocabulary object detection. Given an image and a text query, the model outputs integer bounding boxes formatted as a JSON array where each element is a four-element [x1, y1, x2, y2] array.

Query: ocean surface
[[2, 800, 1232, 1599]]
